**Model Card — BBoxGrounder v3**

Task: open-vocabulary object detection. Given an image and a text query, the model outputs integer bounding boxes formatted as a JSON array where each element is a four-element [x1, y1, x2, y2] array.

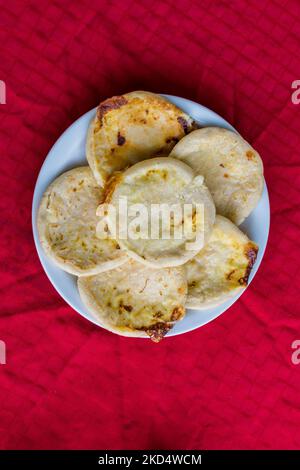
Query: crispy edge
[[102, 172, 123, 204], [38, 167, 126, 276], [144, 305, 185, 343], [238, 242, 259, 286], [97, 95, 128, 126], [144, 322, 172, 343]]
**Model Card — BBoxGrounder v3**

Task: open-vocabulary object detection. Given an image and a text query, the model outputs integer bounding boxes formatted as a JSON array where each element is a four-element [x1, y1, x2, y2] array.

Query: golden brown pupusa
[[101, 157, 216, 268], [37, 167, 127, 276], [170, 127, 264, 225], [77, 259, 187, 342], [185, 215, 258, 309], [86, 90, 196, 186]]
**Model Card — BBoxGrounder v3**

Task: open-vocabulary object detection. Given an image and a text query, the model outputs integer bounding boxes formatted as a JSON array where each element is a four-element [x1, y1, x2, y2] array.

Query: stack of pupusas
[[38, 91, 263, 342]]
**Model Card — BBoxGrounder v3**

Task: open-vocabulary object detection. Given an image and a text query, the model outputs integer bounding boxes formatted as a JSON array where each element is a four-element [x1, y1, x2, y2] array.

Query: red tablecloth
[[1, 0, 300, 450]]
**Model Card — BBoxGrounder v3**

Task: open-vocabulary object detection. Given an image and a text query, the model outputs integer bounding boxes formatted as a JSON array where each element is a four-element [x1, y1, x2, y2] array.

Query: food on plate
[[169, 127, 264, 225], [185, 215, 258, 309], [102, 157, 216, 267], [78, 259, 187, 342], [86, 90, 196, 186], [36, 89, 265, 342], [37, 167, 127, 276]]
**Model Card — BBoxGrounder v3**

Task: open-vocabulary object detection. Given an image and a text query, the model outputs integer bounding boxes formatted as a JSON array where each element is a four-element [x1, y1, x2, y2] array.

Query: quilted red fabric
[[1, 0, 300, 450]]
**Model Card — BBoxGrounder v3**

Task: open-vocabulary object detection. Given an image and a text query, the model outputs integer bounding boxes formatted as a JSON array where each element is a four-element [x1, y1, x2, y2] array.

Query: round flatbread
[[101, 157, 216, 267], [169, 127, 264, 225], [185, 215, 258, 309], [78, 260, 187, 342], [37, 167, 127, 276], [86, 91, 196, 186]]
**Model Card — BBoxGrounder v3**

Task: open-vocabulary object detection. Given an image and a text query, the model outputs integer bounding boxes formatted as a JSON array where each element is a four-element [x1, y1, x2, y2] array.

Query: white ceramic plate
[[32, 95, 270, 338]]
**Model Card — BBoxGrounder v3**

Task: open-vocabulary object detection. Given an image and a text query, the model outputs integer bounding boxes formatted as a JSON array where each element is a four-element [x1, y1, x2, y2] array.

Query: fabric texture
[[1, 0, 300, 450]]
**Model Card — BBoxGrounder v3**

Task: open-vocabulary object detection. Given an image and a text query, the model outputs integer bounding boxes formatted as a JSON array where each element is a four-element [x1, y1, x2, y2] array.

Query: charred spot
[[226, 269, 236, 281], [166, 136, 179, 144], [144, 322, 172, 343], [177, 116, 189, 134], [220, 163, 225, 168], [238, 243, 258, 285], [224, 173, 229, 178], [246, 244, 258, 268], [97, 95, 128, 124], [171, 306, 185, 321], [118, 300, 132, 313], [117, 132, 126, 146], [246, 150, 255, 161], [123, 305, 133, 312], [154, 311, 163, 319]]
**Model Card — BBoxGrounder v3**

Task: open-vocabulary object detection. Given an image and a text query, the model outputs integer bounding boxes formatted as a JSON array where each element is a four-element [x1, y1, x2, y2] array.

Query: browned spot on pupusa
[[117, 132, 126, 146], [177, 285, 186, 295], [238, 243, 258, 285], [171, 305, 185, 321], [144, 323, 172, 343], [177, 116, 189, 134], [246, 150, 255, 161], [154, 311, 163, 319], [224, 173, 229, 178], [123, 305, 133, 312], [97, 95, 128, 124], [226, 269, 236, 280], [118, 300, 133, 314], [166, 136, 180, 144], [102, 173, 123, 204]]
